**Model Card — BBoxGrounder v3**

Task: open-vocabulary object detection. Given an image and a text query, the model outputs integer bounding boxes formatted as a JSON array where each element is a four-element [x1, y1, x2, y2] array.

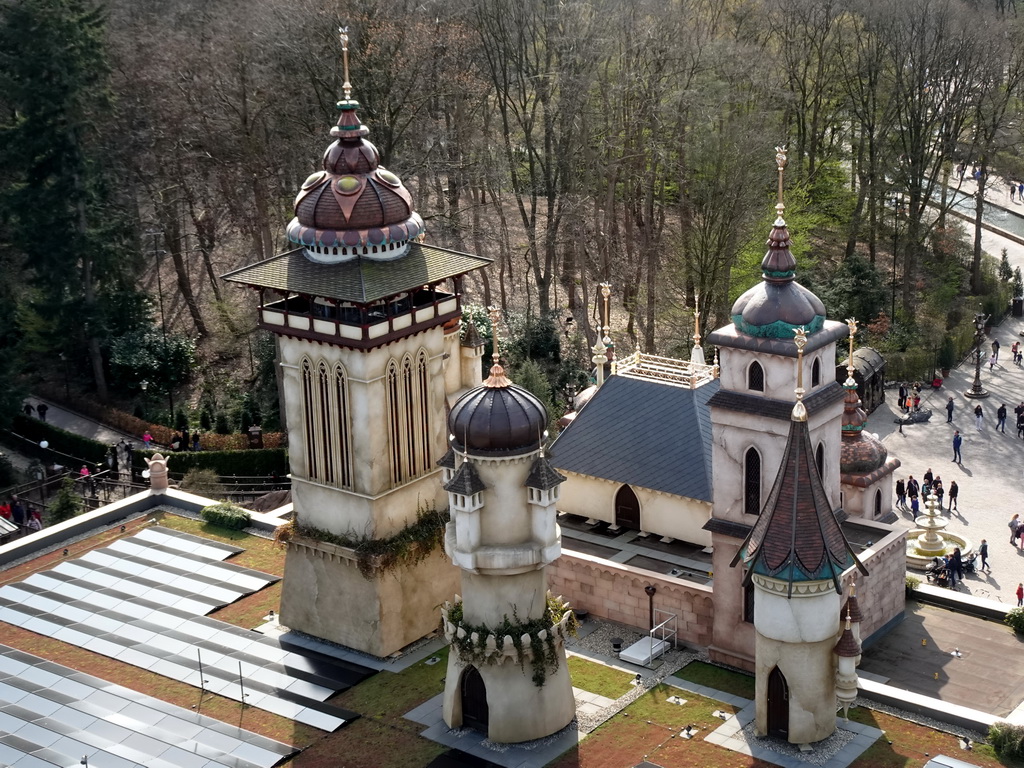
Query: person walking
[[950, 548, 964, 587], [975, 404, 984, 430], [908, 479, 920, 514], [142, 430, 153, 448], [934, 477, 944, 509], [36, 403, 48, 422], [1018, 583, 1023, 606], [895, 479, 906, 509], [946, 396, 955, 423], [998, 404, 1008, 433], [22, 402, 34, 417], [952, 431, 962, 463], [979, 539, 990, 572], [1010, 513, 1021, 545], [1018, 410, 1024, 440], [26, 510, 42, 533], [948, 480, 958, 511]]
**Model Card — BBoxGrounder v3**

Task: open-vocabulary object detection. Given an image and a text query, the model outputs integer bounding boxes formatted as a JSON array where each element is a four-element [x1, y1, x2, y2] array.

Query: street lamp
[[891, 195, 901, 322], [964, 310, 990, 399]]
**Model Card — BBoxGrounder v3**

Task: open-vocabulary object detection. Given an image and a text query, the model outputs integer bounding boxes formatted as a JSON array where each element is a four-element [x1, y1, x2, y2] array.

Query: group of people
[[142, 428, 201, 452], [22, 401, 48, 422], [0, 495, 44, 537], [895, 469, 958, 513], [897, 382, 924, 413], [928, 545, 977, 589]]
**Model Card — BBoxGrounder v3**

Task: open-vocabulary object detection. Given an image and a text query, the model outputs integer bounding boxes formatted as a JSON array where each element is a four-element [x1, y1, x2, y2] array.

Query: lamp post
[[891, 195, 900, 322], [964, 310, 990, 399], [644, 584, 657, 630]]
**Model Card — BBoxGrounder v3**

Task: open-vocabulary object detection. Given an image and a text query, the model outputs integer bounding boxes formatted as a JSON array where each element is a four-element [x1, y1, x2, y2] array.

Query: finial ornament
[[339, 26, 353, 101], [600, 282, 612, 347], [484, 307, 511, 387], [775, 145, 788, 219], [792, 326, 808, 422], [846, 318, 858, 380], [693, 292, 702, 345]]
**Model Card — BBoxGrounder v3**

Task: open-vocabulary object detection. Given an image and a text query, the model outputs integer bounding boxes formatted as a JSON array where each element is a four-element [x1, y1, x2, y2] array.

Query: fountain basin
[[905, 530, 973, 571]]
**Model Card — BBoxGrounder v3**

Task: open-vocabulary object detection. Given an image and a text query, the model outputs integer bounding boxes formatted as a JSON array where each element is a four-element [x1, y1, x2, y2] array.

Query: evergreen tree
[[47, 476, 83, 524], [0, 0, 138, 400]]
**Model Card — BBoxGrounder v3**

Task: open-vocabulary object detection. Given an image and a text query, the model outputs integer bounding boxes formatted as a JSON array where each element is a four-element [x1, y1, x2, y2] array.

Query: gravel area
[[741, 719, 855, 764]]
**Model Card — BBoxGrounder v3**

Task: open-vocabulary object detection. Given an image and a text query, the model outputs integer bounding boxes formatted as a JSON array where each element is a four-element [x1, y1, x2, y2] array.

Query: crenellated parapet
[[440, 594, 576, 684]]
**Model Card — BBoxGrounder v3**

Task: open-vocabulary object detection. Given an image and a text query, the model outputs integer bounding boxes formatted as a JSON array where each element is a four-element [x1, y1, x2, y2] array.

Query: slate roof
[[443, 461, 486, 496], [436, 447, 456, 470], [525, 456, 566, 491], [549, 375, 720, 501], [222, 243, 491, 304], [733, 415, 867, 594]]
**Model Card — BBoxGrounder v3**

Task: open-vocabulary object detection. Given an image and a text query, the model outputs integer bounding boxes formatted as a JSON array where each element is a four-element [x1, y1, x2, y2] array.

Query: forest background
[[2, 0, 1024, 438]]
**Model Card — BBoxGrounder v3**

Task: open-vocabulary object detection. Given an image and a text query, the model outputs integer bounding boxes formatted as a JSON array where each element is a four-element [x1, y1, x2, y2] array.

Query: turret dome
[[448, 364, 548, 456]]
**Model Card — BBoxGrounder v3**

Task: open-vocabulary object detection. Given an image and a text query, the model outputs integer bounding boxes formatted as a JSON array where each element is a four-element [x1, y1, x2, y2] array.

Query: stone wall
[[548, 550, 715, 648], [552, 519, 906, 657]]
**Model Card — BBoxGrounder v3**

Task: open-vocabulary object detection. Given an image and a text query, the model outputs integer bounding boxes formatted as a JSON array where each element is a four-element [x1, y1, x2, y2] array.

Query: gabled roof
[[549, 374, 719, 501], [525, 456, 566, 491], [222, 243, 491, 304], [733, 416, 866, 594], [443, 460, 486, 496]]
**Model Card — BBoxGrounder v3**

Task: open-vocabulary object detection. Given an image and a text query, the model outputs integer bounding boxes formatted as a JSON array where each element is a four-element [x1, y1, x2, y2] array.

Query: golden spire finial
[[339, 26, 353, 101], [693, 292, 702, 346], [775, 145, 788, 220], [600, 282, 612, 347], [846, 318, 858, 381], [484, 307, 510, 387], [792, 326, 807, 422]]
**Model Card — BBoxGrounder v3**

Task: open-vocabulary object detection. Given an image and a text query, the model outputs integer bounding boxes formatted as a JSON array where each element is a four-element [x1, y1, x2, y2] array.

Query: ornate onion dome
[[287, 33, 424, 263], [448, 360, 548, 456], [730, 148, 827, 338], [734, 329, 866, 595]]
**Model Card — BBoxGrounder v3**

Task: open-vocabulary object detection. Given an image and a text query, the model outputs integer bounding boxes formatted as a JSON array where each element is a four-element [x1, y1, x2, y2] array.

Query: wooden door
[[615, 485, 641, 531], [460, 666, 488, 733], [767, 666, 789, 739]]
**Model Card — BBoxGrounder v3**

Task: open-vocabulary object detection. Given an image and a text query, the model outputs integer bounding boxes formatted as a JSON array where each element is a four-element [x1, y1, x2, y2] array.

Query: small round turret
[[448, 364, 548, 455]]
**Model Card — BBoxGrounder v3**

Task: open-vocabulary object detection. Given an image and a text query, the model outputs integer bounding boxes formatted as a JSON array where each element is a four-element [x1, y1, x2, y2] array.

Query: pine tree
[[47, 477, 83, 524], [0, 0, 137, 400]]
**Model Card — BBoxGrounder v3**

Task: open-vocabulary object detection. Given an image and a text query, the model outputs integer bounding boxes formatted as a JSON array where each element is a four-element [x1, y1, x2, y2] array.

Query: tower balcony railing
[[615, 351, 718, 389], [260, 288, 459, 345]]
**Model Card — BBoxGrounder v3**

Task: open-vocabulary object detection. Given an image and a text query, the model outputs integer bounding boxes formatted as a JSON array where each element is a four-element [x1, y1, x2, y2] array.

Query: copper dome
[[731, 217, 826, 338], [448, 371, 548, 456], [287, 99, 424, 262]]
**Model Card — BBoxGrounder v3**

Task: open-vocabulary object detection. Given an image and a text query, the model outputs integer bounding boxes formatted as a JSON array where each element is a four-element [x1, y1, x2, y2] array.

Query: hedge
[[134, 447, 289, 477], [201, 502, 251, 531], [10, 414, 107, 466]]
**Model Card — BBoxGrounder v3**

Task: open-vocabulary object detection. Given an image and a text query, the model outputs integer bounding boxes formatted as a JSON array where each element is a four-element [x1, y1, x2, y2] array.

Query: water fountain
[[905, 491, 972, 571]]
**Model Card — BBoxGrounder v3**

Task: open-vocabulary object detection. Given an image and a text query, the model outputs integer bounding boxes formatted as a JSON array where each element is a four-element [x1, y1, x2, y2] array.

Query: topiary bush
[[201, 502, 251, 530], [990, 721, 1024, 758], [1004, 607, 1024, 634]]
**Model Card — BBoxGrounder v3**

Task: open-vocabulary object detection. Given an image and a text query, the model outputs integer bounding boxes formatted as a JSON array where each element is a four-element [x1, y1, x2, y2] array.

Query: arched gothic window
[[748, 361, 764, 392], [874, 489, 882, 518], [744, 448, 761, 515], [387, 351, 432, 487], [299, 357, 353, 489], [815, 442, 825, 481], [812, 358, 821, 387]]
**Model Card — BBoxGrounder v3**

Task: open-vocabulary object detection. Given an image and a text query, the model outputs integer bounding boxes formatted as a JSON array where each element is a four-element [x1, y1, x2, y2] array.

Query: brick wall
[[842, 523, 907, 643], [549, 551, 715, 648]]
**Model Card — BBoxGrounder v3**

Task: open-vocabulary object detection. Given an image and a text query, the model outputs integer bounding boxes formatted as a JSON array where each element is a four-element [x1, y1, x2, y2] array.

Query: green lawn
[[567, 655, 635, 699], [673, 660, 756, 700]]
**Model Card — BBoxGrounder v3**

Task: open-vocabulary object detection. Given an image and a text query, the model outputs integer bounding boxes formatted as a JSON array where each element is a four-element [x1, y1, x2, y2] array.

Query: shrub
[[990, 721, 1024, 758], [135, 447, 288, 477], [47, 476, 83, 524], [201, 502, 251, 530], [11, 414, 107, 466], [179, 468, 224, 496], [1004, 607, 1024, 634], [905, 574, 921, 592]]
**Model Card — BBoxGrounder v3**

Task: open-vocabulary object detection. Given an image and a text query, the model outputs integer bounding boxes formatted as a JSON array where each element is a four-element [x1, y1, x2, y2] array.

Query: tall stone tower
[[704, 149, 848, 669], [733, 328, 867, 745], [439, 336, 576, 743], [223, 33, 489, 657]]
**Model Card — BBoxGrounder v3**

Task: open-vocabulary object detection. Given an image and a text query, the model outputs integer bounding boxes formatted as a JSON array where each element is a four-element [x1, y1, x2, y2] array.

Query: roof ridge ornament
[[792, 326, 807, 422], [845, 318, 858, 385]]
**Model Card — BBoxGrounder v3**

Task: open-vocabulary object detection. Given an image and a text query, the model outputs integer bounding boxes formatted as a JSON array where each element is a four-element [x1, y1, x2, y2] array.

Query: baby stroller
[[925, 557, 951, 588], [963, 553, 978, 575]]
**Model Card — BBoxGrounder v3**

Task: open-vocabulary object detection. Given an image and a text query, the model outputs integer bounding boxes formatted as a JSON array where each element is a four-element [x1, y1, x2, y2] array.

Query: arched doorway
[[767, 666, 789, 739], [460, 666, 488, 733], [614, 485, 641, 531]]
